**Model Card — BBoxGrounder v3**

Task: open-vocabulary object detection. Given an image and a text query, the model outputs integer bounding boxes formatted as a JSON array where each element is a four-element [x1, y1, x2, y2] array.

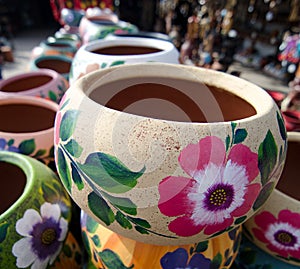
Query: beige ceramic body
[[69, 36, 179, 84], [243, 132, 300, 266], [0, 96, 58, 165], [55, 63, 287, 245]]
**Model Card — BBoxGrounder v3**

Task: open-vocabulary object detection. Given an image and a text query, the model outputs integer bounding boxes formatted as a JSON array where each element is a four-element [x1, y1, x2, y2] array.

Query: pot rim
[[0, 69, 66, 96], [81, 37, 178, 60], [73, 62, 276, 125], [0, 151, 35, 219], [0, 96, 58, 136]]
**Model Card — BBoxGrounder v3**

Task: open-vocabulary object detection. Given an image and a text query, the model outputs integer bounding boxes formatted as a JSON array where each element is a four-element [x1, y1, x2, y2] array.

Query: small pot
[[81, 210, 242, 269], [0, 151, 73, 268], [0, 96, 58, 168], [0, 69, 68, 104], [243, 132, 300, 266]]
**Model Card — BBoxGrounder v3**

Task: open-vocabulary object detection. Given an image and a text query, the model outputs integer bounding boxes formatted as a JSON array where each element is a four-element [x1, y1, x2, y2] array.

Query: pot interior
[[92, 45, 163, 55], [0, 161, 26, 214], [276, 140, 300, 201], [89, 77, 256, 122], [0, 75, 52, 93], [36, 59, 71, 74], [0, 103, 56, 132]]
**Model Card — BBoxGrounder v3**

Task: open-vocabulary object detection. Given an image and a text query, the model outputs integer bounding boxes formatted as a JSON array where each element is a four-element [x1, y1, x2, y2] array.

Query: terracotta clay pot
[[0, 151, 73, 268], [81, 210, 242, 269], [0, 96, 58, 168], [30, 55, 72, 81], [0, 69, 68, 104], [54, 63, 287, 245], [69, 36, 179, 84], [243, 132, 300, 266]]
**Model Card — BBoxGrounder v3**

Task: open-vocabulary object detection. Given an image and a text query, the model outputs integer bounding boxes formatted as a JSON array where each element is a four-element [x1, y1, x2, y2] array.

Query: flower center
[[274, 230, 297, 247], [204, 183, 234, 211], [41, 228, 57, 245]]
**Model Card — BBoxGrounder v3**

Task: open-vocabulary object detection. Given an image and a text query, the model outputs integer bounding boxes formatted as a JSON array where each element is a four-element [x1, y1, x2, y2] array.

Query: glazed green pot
[[0, 151, 73, 268]]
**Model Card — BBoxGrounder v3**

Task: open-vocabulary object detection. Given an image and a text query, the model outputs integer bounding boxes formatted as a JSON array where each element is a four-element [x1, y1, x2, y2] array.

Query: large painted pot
[[0, 96, 58, 169], [243, 132, 300, 266], [80, 210, 242, 269], [232, 235, 300, 269], [30, 55, 72, 81], [69, 36, 179, 84], [0, 69, 68, 104], [54, 63, 287, 245], [0, 151, 73, 268]]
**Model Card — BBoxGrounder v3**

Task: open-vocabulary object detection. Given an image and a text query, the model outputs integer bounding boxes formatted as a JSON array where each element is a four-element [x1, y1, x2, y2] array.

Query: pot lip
[[0, 151, 35, 218], [273, 131, 300, 203], [80, 37, 178, 59], [0, 69, 65, 96], [0, 96, 58, 136], [73, 62, 276, 125]]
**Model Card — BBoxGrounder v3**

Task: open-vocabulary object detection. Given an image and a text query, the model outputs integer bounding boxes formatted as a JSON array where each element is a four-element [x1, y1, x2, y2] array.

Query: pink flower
[[253, 210, 300, 259], [158, 136, 260, 237]]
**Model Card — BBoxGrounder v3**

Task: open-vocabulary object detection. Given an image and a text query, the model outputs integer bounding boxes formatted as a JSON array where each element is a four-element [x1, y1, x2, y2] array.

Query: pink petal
[[252, 228, 269, 243], [179, 136, 226, 177], [158, 176, 196, 217], [168, 215, 205, 237], [203, 216, 233, 235], [267, 243, 289, 258], [289, 249, 300, 260], [254, 211, 277, 230], [228, 144, 259, 182], [231, 183, 261, 217], [278, 209, 300, 229], [54, 112, 61, 146]]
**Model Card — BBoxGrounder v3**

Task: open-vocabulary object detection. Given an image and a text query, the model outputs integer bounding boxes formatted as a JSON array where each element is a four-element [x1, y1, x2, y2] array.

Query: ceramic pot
[[30, 55, 72, 81], [0, 96, 58, 169], [54, 63, 287, 245], [232, 235, 300, 269], [53, 32, 82, 49], [80, 210, 242, 269], [69, 36, 180, 84], [243, 132, 300, 266], [0, 151, 72, 268], [0, 69, 68, 104], [78, 14, 138, 44], [281, 110, 300, 132]]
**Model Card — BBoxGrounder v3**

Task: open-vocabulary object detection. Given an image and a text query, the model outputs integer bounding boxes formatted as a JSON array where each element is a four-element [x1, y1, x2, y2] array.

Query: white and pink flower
[[158, 136, 261, 237]]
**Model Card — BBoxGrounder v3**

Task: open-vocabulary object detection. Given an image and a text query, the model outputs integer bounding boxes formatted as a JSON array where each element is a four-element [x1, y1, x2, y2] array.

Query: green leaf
[[71, 163, 84, 190], [258, 130, 278, 185], [110, 60, 125, 67], [231, 122, 237, 133], [48, 91, 57, 102], [88, 192, 115, 226], [99, 249, 133, 269], [59, 110, 80, 141], [195, 241, 209, 253], [62, 244, 72, 257], [92, 234, 101, 247], [41, 182, 58, 199], [135, 226, 149, 234], [65, 139, 83, 158], [102, 192, 137, 215], [81, 231, 91, 255], [86, 215, 99, 233], [7, 139, 14, 146], [225, 135, 230, 151], [60, 98, 70, 110], [33, 149, 46, 157], [115, 211, 132, 229], [78, 152, 145, 193], [0, 222, 9, 243], [233, 129, 248, 144], [127, 216, 151, 228], [57, 147, 72, 193], [277, 111, 287, 141], [253, 181, 276, 211], [101, 62, 108, 68], [234, 216, 247, 225], [210, 252, 222, 269], [18, 139, 36, 155]]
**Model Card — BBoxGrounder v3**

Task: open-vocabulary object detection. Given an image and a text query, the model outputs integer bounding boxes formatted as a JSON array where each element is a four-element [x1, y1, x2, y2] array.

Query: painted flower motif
[[253, 209, 300, 259], [158, 136, 261, 236], [12, 202, 68, 269], [160, 248, 211, 269], [0, 138, 19, 152]]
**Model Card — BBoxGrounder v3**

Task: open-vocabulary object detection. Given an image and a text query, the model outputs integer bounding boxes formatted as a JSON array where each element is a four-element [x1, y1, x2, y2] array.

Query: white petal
[[16, 209, 42, 236], [49, 244, 62, 264], [40, 203, 61, 222], [31, 257, 49, 269], [12, 238, 37, 268], [58, 218, 68, 241]]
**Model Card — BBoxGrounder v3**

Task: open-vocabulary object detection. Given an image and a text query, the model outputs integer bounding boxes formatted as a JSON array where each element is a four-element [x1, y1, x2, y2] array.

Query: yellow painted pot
[[81, 211, 242, 269]]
